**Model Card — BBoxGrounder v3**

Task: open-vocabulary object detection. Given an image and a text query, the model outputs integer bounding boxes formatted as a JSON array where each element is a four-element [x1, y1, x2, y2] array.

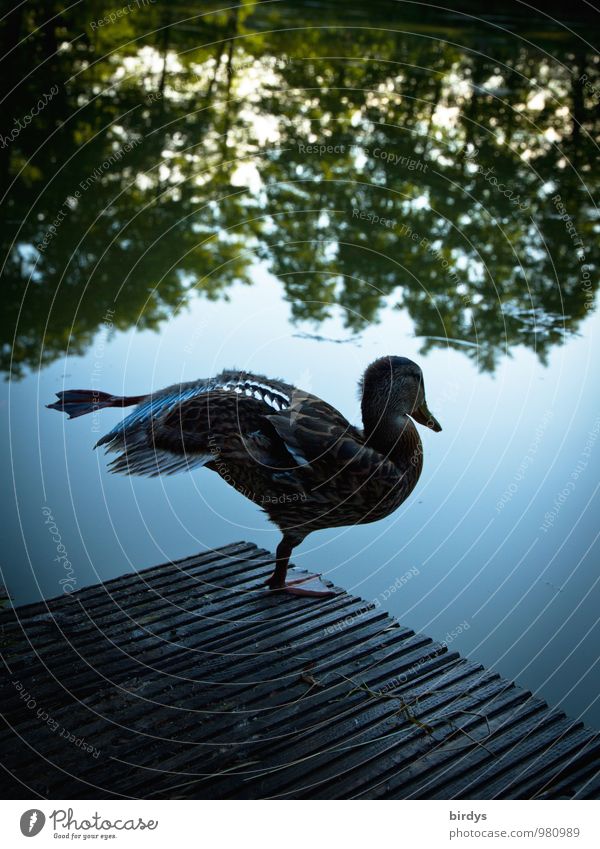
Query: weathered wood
[[0, 542, 598, 799]]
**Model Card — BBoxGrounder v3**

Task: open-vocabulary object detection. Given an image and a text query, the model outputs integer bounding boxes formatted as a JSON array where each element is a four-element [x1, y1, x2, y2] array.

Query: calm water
[[1, 2, 599, 728]]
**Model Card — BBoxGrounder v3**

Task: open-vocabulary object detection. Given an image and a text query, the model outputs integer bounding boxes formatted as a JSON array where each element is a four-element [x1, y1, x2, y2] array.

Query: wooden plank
[[1, 541, 598, 800]]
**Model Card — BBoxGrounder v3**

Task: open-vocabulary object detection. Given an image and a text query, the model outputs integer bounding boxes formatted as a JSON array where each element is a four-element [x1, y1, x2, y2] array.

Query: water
[[1, 2, 599, 729]]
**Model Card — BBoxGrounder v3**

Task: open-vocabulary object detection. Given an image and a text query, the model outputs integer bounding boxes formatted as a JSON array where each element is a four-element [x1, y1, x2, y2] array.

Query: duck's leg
[[265, 535, 335, 597]]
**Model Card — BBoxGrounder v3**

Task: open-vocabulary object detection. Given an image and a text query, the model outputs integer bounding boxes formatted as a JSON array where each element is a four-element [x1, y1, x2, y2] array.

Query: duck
[[47, 355, 441, 596]]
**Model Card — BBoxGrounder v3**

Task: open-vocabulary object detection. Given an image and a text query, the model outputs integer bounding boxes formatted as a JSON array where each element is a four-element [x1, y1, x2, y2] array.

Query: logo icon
[[19, 810, 46, 837]]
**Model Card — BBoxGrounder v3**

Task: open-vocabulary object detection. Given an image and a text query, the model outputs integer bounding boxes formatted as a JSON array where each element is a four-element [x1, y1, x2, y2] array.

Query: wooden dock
[[1, 542, 599, 799]]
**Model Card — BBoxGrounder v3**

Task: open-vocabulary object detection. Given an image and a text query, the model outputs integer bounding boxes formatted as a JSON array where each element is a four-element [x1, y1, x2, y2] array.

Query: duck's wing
[[266, 390, 402, 487], [96, 372, 297, 477]]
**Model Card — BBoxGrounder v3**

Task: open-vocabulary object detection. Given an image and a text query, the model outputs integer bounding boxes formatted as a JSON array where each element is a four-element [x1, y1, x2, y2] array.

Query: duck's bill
[[410, 402, 442, 432]]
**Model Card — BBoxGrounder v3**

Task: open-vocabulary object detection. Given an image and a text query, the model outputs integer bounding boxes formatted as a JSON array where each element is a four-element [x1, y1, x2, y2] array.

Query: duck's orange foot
[[265, 572, 336, 598]]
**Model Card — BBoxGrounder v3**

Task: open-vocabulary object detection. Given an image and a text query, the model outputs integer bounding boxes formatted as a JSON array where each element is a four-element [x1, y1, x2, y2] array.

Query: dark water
[[1, 2, 599, 727]]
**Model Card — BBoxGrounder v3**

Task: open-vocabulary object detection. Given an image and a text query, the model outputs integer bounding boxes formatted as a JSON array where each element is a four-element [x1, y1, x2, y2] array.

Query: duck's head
[[360, 355, 442, 434]]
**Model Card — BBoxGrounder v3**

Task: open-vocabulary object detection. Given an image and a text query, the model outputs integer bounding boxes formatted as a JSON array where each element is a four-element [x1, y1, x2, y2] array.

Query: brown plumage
[[47, 355, 441, 596]]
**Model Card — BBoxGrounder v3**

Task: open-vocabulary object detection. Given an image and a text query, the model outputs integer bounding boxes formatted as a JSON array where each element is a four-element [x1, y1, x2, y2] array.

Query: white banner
[[0, 799, 598, 848]]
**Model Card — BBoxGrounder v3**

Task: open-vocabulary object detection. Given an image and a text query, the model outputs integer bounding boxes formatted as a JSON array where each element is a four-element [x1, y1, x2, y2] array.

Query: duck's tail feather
[[46, 389, 147, 419]]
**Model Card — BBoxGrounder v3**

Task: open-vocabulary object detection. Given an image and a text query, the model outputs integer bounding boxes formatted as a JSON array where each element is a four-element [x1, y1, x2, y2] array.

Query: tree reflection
[[1, 1, 598, 376]]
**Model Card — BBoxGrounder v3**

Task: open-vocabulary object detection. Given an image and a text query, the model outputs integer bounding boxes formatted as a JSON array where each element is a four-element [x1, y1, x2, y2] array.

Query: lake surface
[[1, 1, 599, 728]]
